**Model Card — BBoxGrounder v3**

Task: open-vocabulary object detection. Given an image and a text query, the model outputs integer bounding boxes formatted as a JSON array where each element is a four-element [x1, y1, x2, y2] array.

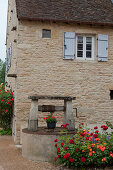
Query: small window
[[76, 36, 94, 60], [110, 90, 113, 100], [42, 29, 51, 38]]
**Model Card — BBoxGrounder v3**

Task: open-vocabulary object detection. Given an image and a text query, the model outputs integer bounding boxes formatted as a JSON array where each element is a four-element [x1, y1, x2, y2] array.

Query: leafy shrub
[[0, 84, 14, 130], [0, 128, 12, 135], [54, 123, 113, 169]]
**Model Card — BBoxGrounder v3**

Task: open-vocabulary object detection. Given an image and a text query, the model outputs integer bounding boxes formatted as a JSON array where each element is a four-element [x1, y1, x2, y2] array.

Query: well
[[22, 95, 76, 162], [22, 127, 75, 161]]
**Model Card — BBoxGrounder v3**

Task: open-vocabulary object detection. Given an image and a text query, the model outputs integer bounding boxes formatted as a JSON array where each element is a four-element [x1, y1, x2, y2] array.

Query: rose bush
[[54, 123, 113, 168], [0, 84, 14, 130]]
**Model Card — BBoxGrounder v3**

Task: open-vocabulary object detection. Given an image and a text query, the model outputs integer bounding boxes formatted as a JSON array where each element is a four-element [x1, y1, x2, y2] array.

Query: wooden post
[[64, 100, 75, 131], [28, 99, 38, 131]]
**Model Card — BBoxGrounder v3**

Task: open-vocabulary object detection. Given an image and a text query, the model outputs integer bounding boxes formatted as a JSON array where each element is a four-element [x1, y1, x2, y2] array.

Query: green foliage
[[0, 59, 6, 84], [54, 123, 113, 169], [0, 84, 14, 130], [0, 128, 12, 135]]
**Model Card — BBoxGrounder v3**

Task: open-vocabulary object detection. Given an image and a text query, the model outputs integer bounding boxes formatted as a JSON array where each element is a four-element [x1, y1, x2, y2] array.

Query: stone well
[[22, 128, 75, 162]]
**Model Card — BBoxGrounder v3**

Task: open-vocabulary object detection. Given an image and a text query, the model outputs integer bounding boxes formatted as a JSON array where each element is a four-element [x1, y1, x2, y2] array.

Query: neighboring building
[[6, 0, 113, 144]]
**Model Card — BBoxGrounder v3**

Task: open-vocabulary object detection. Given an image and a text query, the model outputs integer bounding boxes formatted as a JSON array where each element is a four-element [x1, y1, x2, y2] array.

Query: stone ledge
[[28, 95, 76, 101]]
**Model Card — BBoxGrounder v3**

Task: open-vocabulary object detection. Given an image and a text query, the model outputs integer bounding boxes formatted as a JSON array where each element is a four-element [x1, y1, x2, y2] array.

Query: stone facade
[[6, 0, 113, 144]]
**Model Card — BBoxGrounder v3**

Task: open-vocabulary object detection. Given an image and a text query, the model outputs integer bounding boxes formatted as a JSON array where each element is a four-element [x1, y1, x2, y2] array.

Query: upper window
[[42, 29, 51, 38], [76, 36, 94, 60]]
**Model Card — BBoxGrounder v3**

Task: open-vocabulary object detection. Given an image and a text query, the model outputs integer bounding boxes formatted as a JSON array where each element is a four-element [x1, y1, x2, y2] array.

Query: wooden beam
[[38, 105, 65, 112], [7, 74, 17, 78]]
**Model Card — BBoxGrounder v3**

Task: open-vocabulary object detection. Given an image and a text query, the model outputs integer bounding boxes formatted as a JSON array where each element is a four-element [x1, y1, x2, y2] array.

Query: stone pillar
[[28, 99, 38, 131], [64, 100, 75, 131]]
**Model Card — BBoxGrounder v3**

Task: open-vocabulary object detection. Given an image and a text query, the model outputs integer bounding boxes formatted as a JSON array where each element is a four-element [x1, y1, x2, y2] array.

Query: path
[[0, 136, 58, 170]]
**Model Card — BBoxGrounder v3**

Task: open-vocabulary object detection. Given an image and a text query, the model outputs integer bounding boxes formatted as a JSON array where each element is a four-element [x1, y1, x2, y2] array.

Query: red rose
[[58, 155, 61, 158], [54, 157, 57, 162], [54, 139, 58, 142], [81, 157, 86, 162], [109, 152, 112, 155], [75, 148, 78, 152], [94, 126, 98, 129], [64, 155, 67, 160], [61, 143, 64, 147], [108, 145, 111, 148], [69, 139, 75, 144], [103, 126, 108, 130], [12, 98, 14, 101], [90, 133, 93, 136], [64, 147, 67, 150], [81, 133, 85, 136], [9, 99, 11, 101], [95, 130, 99, 134], [66, 153, 70, 158], [9, 104, 11, 106], [57, 148, 60, 154], [55, 144, 57, 148], [101, 125, 105, 128], [69, 158, 74, 163], [85, 137, 89, 140], [81, 123, 84, 125], [93, 134, 98, 138]]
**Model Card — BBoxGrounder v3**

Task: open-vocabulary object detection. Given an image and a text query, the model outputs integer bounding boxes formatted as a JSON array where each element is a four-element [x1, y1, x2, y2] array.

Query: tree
[[0, 59, 6, 84]]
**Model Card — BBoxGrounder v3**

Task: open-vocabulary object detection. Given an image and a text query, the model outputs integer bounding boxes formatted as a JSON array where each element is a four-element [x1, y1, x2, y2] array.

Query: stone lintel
[[28, 95, 76, 101]]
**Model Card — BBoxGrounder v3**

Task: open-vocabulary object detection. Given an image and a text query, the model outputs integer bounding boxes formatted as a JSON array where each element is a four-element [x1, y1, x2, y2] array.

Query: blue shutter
[[98, 34, 108, 61], [63, 32, 75, 60]]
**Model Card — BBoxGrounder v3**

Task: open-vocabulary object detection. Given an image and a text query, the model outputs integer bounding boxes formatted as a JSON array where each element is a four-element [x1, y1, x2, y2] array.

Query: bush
[[54, 123, 113, 169], [0, 84, 14, 130]]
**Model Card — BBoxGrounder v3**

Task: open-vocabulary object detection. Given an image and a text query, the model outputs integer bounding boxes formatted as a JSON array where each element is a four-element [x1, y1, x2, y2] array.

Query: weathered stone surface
[[5, 0, 113, 144]]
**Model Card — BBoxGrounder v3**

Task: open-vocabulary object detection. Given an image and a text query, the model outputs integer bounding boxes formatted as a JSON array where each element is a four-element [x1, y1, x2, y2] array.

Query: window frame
[[42, 29, 51, 38], [76, 35, 94, 61]]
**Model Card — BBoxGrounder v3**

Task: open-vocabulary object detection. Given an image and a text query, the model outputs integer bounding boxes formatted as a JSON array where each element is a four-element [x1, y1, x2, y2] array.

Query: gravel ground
[[0, 136, 59, 170]]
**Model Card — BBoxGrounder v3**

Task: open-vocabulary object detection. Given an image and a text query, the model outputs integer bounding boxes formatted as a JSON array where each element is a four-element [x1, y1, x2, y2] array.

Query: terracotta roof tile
[[15, 0, 113, 26]]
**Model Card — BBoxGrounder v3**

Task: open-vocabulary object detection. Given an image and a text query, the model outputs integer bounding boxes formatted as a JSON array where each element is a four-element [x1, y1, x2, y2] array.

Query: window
[[110, 90, 113, 100], [42, 29, 51, 38], [76, 36, 94, 60]]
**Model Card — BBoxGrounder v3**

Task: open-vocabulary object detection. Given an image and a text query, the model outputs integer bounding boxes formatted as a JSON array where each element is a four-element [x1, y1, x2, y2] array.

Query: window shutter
[[63, 32, 75, 60], [98, 34, 108, 61]]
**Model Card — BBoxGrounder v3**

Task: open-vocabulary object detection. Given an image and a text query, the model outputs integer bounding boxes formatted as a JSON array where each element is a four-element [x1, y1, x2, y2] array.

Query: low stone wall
[[22, 128, 75, 162]]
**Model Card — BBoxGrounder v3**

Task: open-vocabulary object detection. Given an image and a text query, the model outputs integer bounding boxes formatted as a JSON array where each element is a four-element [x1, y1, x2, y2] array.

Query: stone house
[[6, 0, 113, 144]]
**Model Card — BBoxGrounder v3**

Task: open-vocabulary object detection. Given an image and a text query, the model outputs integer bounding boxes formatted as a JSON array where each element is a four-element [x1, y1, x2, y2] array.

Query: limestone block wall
[[6, 15, 113, 144]]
